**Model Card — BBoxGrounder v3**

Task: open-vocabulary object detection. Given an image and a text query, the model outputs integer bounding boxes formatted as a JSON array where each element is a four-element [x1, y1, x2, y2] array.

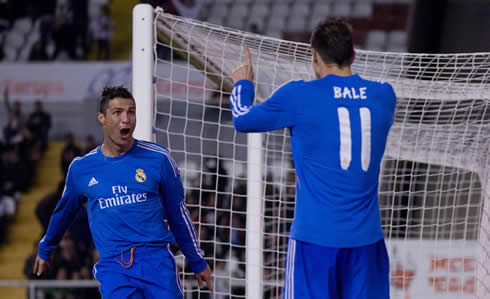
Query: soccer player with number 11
[[230, 18, 396, 298]]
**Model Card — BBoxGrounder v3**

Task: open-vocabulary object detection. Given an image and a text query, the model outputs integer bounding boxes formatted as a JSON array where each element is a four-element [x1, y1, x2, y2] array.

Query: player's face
[[98, 97, 136, 147]]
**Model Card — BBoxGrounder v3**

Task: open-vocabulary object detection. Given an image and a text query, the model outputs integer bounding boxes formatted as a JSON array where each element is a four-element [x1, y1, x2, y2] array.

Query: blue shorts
[[282, 239, 389, 299], [93, 245, 183, 299]]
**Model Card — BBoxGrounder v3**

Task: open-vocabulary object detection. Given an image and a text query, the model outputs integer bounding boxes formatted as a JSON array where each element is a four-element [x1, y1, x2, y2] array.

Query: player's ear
[[350, 49, 356, 65], [312, 48, 318, 64], [97, 112, 105, 125]]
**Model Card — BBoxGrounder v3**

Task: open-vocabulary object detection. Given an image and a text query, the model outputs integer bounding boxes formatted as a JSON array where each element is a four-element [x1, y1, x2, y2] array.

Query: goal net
[[143, 7, 490, 299]]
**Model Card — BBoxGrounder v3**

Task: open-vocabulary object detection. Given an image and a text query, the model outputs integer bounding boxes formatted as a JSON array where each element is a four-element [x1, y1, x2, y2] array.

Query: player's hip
[[283, 239, 389, 299], [93, 244, 183, 296]]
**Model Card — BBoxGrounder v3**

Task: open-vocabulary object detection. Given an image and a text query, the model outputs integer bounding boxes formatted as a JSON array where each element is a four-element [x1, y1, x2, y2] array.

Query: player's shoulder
[[135, 140, 180, 176], [135, 139, 175, 161], [67, 148, 99, 173], [272, 79, 305, 95], [359, 75, 395, 92], [135, 139, 170, 154]]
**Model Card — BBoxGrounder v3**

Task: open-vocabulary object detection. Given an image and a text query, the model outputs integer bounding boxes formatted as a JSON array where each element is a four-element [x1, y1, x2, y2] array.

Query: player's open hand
[[232, 44, 254, 84], [196, 264, 214, 293], [33, 255, 49, 276]]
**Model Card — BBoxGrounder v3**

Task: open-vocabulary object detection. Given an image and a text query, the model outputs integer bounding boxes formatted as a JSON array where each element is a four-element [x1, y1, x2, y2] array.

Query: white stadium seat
[[13, 18, 32, 35], [291, 3, 310, 17], [366, 30, 387, 51], [270, 3, 290, 18], [250, 3, 270, 18], [266, 16, 286, 33], [332, 3, 352, 17], [352, 2, 373, 17], [287, 16, 307, 32], [227, 16, 245, 30], [3, 46, 18, 61], [5, 30, 25, 49], [230, 4, 249, 18], [209, 4, 229, 18]]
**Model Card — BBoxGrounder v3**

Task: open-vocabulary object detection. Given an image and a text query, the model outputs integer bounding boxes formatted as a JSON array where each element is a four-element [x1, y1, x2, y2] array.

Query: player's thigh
[[142, 249, 183, 299], [94, 267, 144, 299], [339, 239, 390, 299], [282, 239, 341, 299]]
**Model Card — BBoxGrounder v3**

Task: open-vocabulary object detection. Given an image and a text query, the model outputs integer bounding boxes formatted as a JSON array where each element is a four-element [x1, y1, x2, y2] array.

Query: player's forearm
[[230, 80, 261, 132], [167, 200, 207, 272], [38, 196, 82, 260]]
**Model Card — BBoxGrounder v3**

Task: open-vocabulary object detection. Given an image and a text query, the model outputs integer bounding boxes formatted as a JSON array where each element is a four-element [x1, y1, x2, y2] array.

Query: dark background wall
[[410, 0, 490, 53]]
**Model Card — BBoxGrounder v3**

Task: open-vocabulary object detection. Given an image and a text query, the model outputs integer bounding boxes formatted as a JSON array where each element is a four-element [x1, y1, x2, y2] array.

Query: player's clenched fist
[[232, 44, 254, 83]]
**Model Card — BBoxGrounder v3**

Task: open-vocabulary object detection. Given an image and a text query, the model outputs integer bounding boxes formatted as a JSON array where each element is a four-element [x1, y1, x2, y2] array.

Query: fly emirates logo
[[97, 185, 148, 209]]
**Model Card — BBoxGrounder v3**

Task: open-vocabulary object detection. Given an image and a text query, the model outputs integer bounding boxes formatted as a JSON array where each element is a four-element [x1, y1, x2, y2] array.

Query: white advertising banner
[[0, 62, 216, 102], [387, 240, 479, 299]]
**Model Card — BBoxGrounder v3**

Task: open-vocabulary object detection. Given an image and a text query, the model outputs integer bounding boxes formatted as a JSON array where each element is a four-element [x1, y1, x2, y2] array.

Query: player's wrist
[[234, 79, 254, 87], [190, 258, 207, 274], [38, 250, 50, 261]]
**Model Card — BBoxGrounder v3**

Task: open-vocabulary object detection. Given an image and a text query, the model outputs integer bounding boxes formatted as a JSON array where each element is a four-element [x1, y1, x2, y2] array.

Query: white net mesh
[[152, 11, 490, 299]]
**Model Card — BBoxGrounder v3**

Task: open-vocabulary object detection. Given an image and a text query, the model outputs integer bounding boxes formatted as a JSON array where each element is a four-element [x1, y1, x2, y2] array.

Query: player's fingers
[[197, 275, 204, 289], [33, 258, 39, 274], [206, 275, 214, 293], [244, 44, 252, 66]]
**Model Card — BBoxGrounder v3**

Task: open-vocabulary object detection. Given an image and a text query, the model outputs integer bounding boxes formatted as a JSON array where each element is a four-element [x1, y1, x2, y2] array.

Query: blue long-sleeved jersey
[[38, 139, 206, 273], [231, 75, 396, 247]]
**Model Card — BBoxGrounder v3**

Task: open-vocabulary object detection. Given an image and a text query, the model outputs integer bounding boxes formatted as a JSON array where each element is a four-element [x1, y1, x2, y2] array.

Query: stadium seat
[[227, 16, 245, 30], [13, 18, 32, 36], [366, 30, 387, 51], [3, 45, 18, 61], [291, 3, 310, 17], [266, 16, 286, 33], [310, 3, 331, 29], [209, 4, 229, 18], [387, 30, 408, 50], [312, 2, 331, 16], [230, 4, 249, 18], [5, 31, 25, 50], [270, 3, 290, 18], [352, 2, 373, 17], [207, 16, 225, 26], [332, 3, 352, 17], [250, 3, 270, 18], [287, 16, 307, 32]]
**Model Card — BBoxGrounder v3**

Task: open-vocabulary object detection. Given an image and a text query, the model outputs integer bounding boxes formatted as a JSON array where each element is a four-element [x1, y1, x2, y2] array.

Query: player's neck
[[101, 138, 134, 157], [320, 64, 352, 78]]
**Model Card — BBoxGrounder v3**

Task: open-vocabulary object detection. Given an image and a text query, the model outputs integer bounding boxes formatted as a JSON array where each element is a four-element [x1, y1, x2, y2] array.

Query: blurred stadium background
[[0, 0, 489, 299]]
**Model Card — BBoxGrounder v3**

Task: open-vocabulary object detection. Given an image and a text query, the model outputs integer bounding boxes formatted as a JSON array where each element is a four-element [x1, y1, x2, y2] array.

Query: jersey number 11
[[337, 107, 371, 171]]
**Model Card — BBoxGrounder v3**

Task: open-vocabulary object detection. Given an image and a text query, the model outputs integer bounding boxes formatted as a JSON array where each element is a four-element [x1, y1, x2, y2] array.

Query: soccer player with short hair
[[34, 86, 213, 298], [230, 19, 396, 299]]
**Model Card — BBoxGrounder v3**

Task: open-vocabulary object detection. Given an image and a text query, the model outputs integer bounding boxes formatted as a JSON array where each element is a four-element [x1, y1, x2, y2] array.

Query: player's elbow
[[233, 117, 250, 133]]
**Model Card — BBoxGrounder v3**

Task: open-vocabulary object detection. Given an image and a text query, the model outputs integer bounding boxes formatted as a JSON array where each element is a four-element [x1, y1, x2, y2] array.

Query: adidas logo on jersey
[[88, 177, 99, 187]]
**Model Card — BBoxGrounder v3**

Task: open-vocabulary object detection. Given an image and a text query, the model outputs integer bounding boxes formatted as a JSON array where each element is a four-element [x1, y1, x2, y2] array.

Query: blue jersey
[[231, 75, 396, 247], [39, 139, 206, 273]]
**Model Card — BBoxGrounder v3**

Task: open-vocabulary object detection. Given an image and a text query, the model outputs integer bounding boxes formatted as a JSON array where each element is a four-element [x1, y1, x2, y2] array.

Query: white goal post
[[132, 4, 490, 299]]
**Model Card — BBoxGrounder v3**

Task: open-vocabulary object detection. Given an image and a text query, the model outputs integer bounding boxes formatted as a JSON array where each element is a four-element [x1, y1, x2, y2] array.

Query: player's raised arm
[[34, 159, 85, 276], [229, 78, 300, 133], [160, 154, 213, 292], [232, 44, 254, 84]]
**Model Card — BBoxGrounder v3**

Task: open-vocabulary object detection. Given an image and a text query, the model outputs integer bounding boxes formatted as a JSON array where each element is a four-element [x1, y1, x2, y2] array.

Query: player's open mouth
[[120, 128, 130, 137]]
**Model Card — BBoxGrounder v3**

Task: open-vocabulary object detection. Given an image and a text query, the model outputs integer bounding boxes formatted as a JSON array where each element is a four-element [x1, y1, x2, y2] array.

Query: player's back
[[289, 74, 396, 247]]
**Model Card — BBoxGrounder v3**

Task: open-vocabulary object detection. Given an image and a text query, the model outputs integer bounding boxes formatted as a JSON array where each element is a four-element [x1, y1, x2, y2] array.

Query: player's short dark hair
[[98, 86, 135, 114], [310, 18, 354, 67]]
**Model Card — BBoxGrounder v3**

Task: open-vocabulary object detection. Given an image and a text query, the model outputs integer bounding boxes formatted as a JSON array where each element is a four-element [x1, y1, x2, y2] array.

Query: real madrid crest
[[135, 168, 146, 183]]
